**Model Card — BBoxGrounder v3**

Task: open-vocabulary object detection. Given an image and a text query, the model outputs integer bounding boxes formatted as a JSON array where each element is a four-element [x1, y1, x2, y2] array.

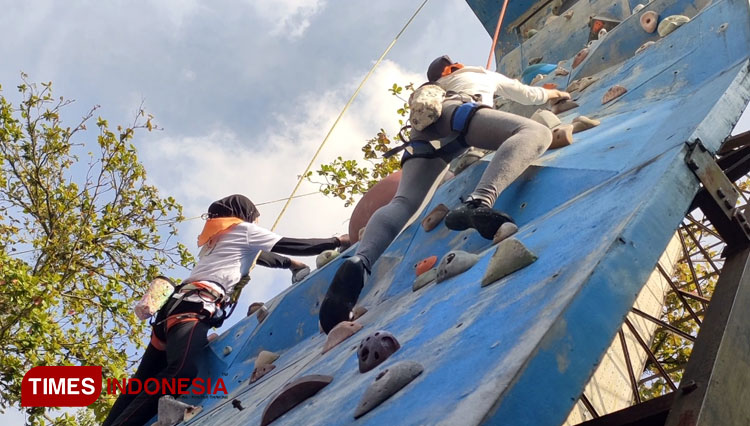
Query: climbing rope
[[269, 0, 431, 232], [486, 0, 511, 69]]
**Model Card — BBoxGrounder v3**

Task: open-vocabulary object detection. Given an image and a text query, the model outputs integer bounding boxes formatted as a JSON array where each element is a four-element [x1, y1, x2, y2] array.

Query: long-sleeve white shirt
[[437, 66, 548, 107]]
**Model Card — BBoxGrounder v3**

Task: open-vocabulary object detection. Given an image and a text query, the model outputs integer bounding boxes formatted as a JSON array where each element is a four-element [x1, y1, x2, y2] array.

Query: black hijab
[[207, 194, 260, 223]]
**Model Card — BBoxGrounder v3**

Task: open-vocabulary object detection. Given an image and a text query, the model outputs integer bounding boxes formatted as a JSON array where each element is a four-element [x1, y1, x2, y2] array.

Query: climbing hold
[[549, 99, 579, 115], [563, 10, 574, 20], [157, 395, 201, 426], [257, 306, 269, 323], [530, 74, 545, 85], [316, 250, 340, 269], [598, 28, 607, 39], [207, 333, 219, 342], [292, 266, 310, 284], [481, 238, 538, 287], [492, 222, 519, 244], [530, 109, 561, 129], [635, 41, 656, 54], [354, 361, 424, 419], [223, 346, 232, 356], [526, 29, 538, 38], [718, 23, 729, 33], [658, 15, 689, 37], [232, 399, 244, 411], [421, 204, 449, 232], [351, 305, 368, 321], [566, 76, 598, 93], [261, 375, 333, 426], [550, 124, 575, 149], [543, 83, 558, 90], [572, 47, 589, 68], [322, 321, 363, 354], [256, 350, 280, 368], [412, 268, 437, 291], [436, 251, 480, 283], [358, 330, 401, 373], [250, 364, 276, 383], [248, 302, 264, 316], [528, 56, 543, 66], [451, 148, 486, 175], [415, 256, 438, 277], [572, 115, 601, 133], [554, 66, 569, 76], [602, 85, 627, 104], [640, 11, 659, 33], [632, 4, 645, 14]]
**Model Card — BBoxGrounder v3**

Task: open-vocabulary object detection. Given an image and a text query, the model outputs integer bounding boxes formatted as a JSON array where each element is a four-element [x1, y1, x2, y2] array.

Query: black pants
[[103, 301, 210, 426]]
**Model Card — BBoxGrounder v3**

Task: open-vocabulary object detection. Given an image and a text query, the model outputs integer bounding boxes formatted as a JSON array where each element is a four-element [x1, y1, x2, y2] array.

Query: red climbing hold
[[358, 331, 401, 373], [415, 256, 438, 277], [261, 375, 333, 426], [572, 47, 589, 68], [549, 99, 579, 115], [602, 85, 627, 104]]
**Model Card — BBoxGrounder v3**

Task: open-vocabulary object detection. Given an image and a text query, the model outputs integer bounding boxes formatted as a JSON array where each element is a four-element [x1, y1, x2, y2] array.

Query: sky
[[2, 0, 749, 423]]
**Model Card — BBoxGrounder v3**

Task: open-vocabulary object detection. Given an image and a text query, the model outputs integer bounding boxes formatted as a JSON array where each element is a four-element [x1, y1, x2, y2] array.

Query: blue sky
[[2, 0, 749, 423]]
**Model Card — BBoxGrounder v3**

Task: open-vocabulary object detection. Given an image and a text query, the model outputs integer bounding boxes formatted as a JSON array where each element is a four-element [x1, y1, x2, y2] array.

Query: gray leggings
[[356, 100, 552, 269]]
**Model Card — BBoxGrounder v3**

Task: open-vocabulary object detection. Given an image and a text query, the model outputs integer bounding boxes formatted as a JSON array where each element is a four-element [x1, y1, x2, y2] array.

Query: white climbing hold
[[156, 395, 201, 426], [572, 115, 601, 133], [413, 268, 437, 291], [482, 238, 538, 287], [632, 4, 645, 14], [316, 250, 339, 269], [436, 251, 480, 283], [530, 109, 562, 129], [493, 222, 518, 244], [658, 15, 690, 37], [598, 28, 608, 39], [292, 266, 310, 283], [256, 350, 280, 368], [530, 74, 545, 85], [223, 346, 232, 356], [635, 41, 656, 55]]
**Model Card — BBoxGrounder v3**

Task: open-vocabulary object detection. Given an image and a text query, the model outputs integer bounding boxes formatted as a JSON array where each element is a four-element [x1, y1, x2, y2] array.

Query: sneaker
[[319, 256, 368, 334], [445, 199, 514, 240]]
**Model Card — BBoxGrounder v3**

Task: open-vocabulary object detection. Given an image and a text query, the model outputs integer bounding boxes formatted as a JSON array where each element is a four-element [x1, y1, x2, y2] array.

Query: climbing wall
[[155, 0, 750, 424]]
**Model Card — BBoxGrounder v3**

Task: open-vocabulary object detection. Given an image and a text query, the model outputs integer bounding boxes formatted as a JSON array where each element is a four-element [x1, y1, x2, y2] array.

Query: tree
[[0, 75, 193, 424], [306, 83, 413, 206]]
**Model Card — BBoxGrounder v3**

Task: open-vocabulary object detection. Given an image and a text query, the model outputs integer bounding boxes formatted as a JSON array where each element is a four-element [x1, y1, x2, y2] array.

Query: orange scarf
[[442, 63, 464, 77], [197, 217, 244, 247]]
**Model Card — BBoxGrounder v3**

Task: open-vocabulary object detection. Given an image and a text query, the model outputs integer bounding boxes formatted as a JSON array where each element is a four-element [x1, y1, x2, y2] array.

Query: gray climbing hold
[[658, 15, 689, 37], [292, 266, 310, 284], [635, 41, 656, 55], [354, 361, 424, 419], [451, 148, 486, 175], [492, 222, 518, 244], [549, 99, 579, 115], [322, 321, 363, 354], [156, 395, 201, 426], [316, 250, 340, 269], [481, 238, 538, 287], [250, 364, 275, 383], [358, 330, 401, 373], [261, 375, 333, 426], [572, 115, 601, 133], [223, 346, 232, 356], [563, 10, 574, 19], [526, 29, 538, 38], [421, 204, 449, 232], [528, 56, 543, 66], [530, 109, 561, 129], [412, 268, 437, 291], [436, 250, 480, 283], [256, 350, 280, 368]]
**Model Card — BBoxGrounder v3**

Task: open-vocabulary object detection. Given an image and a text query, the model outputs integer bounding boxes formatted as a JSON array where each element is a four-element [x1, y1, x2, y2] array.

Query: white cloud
[[247, 0, 327, 38]]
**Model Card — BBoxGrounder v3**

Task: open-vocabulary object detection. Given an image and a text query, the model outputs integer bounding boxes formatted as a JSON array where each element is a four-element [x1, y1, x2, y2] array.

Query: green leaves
[[307, 82, 413, 206], [0, 76, 193, 424]]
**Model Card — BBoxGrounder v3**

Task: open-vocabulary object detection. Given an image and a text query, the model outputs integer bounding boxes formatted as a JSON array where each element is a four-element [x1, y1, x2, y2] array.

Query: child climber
[[104, 194, 348, 426], [319, 55, 570, 333]]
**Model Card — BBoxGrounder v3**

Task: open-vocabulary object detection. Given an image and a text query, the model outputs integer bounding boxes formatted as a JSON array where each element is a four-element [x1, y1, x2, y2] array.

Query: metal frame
[[578, 140, 750, 426]]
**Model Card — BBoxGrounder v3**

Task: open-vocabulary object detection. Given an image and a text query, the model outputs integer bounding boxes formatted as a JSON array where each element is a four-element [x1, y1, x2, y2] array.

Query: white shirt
[[437, 66, 548, 107], [182, 222, 282, 310]]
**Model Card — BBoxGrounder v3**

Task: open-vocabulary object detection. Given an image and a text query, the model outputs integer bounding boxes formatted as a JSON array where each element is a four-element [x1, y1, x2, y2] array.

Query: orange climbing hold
[[415, 256, 438, 277], [421, 204, 449, 232]]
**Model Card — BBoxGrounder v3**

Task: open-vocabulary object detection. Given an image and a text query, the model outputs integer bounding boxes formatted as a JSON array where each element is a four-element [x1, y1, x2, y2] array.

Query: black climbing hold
[[354, 361, 424, 419], [232, 399, 244, 411], [358, 331, 401, 373], [261, 375, 334, 426]]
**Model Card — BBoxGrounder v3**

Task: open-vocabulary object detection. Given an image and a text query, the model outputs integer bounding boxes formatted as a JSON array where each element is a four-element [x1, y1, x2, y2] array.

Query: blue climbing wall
[[160, 0, 750, 424]]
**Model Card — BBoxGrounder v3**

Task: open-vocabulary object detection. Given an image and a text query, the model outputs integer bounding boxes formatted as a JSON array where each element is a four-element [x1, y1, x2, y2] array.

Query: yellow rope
[[269, 0, 431, 232]]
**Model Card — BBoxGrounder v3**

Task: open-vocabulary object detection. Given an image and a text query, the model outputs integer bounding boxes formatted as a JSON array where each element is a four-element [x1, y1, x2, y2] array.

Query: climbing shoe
[[444, 199, 515, 239], [320, 256, 368, 334]]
